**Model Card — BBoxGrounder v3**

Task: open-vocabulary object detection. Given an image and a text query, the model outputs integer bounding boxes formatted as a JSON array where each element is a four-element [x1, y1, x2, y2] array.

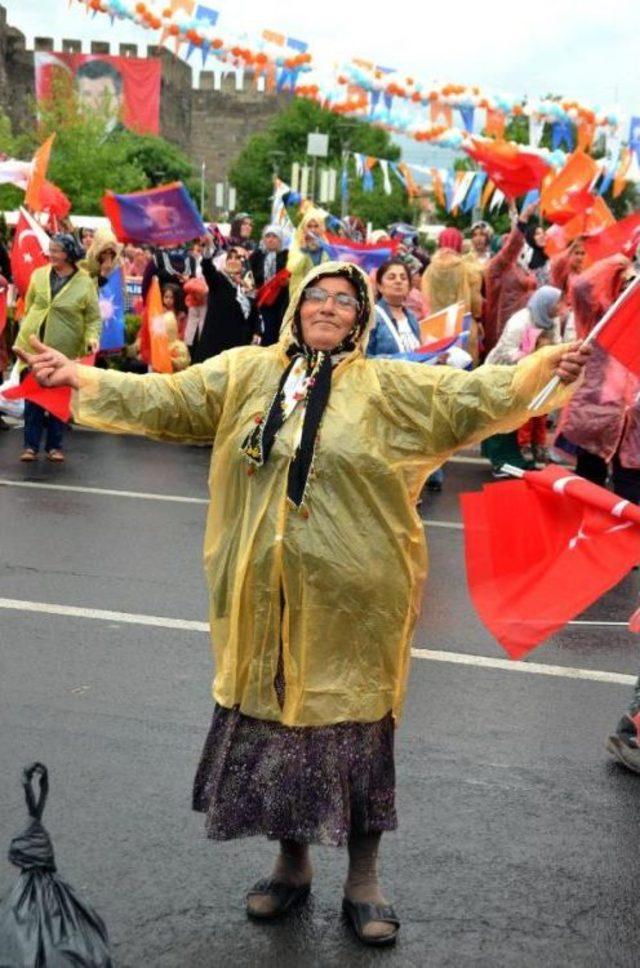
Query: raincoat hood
[[278, 260, 375, 359], [80, 228, 123, 277]]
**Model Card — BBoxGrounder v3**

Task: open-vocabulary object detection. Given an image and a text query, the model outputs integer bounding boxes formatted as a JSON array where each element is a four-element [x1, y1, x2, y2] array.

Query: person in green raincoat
[[13, 233, 101, 463], [17, 261, 589, 947]]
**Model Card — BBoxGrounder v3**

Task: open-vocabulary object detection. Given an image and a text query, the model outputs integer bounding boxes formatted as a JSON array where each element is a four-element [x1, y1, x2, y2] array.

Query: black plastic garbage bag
[[0, 763, 112, 967]]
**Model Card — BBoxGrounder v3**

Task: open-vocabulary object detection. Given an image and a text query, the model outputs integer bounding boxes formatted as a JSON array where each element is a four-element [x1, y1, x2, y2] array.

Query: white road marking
[[0, 598, 635, 686], [0, 479, 208, 505], [411, 649, 635, 685], [0, 477, 462, 530]]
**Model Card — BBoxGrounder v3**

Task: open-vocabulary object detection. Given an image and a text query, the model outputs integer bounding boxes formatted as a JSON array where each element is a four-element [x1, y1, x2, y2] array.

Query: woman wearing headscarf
[[228, 212, 256, 253], [485, 286, 563, 366], [249, 224, 290, 346], [13, 233, 101, 463], [286, 207, 329, 298], [481, 286, 563, 474], [523, 223, 549, 283], [190, 239, 261, 363], [18, 263, 587, 946]]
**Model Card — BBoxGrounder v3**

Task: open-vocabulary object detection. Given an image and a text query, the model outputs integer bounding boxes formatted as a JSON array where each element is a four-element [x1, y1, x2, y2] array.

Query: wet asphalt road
[[1, 424, 640, 967]]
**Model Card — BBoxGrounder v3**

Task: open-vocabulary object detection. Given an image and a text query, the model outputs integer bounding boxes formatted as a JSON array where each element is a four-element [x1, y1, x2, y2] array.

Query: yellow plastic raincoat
[[72, 262, 574, 727], [14, 265, 102, 362]]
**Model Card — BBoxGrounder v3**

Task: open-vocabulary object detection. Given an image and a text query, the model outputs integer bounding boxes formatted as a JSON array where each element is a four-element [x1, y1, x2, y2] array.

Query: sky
[[5, 0, 640, 165]]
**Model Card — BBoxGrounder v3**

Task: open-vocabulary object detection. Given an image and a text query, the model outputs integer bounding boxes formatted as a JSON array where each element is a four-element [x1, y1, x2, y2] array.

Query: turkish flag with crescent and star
[[10, 207, 50, 298], [461, 465, 640, 658]]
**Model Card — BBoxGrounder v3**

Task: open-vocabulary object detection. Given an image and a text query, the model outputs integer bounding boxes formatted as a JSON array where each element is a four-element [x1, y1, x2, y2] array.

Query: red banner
[[35, 52, 161, 135]]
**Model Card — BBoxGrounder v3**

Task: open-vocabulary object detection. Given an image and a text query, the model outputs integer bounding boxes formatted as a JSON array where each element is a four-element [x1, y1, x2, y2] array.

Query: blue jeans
[[23, 401, 65, 453]]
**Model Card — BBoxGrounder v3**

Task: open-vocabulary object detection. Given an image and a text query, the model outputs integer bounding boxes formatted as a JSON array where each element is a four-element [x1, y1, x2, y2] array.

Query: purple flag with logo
[[103, 182, 205, 247]]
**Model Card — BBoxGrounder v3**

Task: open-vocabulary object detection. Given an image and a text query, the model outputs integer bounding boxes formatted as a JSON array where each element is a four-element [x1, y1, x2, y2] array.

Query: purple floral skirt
[[192, 704, 397, 847]]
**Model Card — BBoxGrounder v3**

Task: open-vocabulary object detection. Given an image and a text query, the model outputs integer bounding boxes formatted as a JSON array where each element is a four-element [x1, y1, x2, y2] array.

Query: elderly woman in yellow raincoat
[[19, 260, 587, 947]]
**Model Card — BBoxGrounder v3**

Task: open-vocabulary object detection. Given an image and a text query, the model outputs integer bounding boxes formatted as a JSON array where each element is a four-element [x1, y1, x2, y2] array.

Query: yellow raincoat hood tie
[[72, 261, 575, 727]]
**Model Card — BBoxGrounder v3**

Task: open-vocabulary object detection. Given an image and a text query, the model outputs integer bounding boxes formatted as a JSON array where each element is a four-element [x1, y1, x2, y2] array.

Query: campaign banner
[[103, 182, 205, 246], [35, 52, 161, 135]]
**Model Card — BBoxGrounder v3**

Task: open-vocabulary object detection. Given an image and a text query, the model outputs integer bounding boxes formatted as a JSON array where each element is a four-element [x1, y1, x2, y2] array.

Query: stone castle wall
[[0, 5, 284, 195]]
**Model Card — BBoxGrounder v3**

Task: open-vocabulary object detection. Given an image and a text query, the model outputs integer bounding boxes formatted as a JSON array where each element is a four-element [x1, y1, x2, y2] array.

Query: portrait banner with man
[[35, 52, 161, 135]]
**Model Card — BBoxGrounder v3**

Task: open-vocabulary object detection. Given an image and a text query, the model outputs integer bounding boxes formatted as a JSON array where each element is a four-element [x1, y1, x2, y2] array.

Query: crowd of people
[[2, 193, 639, 947], [1, 199, 638, 493]]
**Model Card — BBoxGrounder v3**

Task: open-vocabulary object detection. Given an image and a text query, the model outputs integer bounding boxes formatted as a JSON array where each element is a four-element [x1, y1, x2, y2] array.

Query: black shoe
[[607, 715, 640, 774], [245, 878, 311, 920], [342, 897, 400, 947]]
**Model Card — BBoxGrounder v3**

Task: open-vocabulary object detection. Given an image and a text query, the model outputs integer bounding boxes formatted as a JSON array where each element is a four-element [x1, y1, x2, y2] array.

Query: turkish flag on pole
[[461, 465, 640, 659], [593, 276, 640, 376], [464, 138, 551, 200], [10, 207, 50, 298]]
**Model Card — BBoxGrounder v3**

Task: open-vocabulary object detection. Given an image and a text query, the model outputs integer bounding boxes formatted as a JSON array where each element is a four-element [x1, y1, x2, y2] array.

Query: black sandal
[[342, 897, 400, 946], [246, 878, 311, 920]]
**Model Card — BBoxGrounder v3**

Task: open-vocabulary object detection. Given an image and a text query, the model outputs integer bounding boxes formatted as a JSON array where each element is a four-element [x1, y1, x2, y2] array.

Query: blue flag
[[98, 267, 126, 352], [629, 117, 640, 164]]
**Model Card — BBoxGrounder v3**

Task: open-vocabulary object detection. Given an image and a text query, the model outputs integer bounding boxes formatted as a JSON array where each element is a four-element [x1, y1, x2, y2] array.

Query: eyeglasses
[[302, 286, 360, 312]]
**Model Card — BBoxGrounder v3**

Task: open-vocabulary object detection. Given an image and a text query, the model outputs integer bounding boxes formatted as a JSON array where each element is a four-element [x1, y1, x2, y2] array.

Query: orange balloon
[[212, 38, 223, 49]]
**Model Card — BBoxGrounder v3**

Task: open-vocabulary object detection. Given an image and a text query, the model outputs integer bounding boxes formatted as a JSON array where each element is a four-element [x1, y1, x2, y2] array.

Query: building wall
[[0, 5, 283, 192]]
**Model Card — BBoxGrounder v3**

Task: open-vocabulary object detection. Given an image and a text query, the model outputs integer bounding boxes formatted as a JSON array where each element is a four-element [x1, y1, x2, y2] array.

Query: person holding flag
[[557, 255, 640, 503], [16, 260, 588, 947], [13, 233, 101, 462]]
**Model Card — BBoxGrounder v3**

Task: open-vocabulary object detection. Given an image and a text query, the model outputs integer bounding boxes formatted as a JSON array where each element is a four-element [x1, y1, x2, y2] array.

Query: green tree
[[120, 132, 200, 203], [228, 98, 412, 229], [0, 83, 199, 216]]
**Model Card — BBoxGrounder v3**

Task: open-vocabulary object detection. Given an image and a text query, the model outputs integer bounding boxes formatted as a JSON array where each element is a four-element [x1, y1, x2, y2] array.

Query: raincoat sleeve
[[376, 343, 576, 458], [72, 354, 230, 444]]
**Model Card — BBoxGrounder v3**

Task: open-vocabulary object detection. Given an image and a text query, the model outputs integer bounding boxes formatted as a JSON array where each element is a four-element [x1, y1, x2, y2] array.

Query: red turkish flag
[[540, 151, 599, 225], [2, 373, 72, 422], [10, 207, 50, 298], [1, 354, 96, 422], [461, 465, 640, 658], [594, 277, 640, 376], [464, 138, 551, 200], [583, 211, 640, 267]]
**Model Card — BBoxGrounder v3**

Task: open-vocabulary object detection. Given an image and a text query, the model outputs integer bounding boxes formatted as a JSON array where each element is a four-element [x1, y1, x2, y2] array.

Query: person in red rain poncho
[[482, 201, 538, 356], [552, 252, 640, 773]]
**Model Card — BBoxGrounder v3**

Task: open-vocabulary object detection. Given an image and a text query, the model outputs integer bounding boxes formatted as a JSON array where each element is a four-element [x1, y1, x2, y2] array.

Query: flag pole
[[528, 275, 640, 411]]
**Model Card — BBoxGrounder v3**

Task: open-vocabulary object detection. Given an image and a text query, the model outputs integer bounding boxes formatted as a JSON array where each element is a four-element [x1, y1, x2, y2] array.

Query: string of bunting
[[73, 0, 632, 161]]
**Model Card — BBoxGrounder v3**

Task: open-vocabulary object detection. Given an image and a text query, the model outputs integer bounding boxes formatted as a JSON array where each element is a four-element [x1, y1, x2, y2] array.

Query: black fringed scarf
[[241, 264, 371, 510]]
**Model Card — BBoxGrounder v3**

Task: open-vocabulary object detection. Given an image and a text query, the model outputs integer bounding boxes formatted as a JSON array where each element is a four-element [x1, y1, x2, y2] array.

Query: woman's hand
[[15, 336, 80, 390], [554, 341, 591, 384]]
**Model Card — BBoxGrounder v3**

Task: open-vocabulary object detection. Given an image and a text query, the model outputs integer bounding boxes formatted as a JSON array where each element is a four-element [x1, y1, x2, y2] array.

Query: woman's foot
[[20, 448, 37, 462], [46, 449, 65, 463], [343, 832, 398, 943], [246, 840, 312, 919]]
